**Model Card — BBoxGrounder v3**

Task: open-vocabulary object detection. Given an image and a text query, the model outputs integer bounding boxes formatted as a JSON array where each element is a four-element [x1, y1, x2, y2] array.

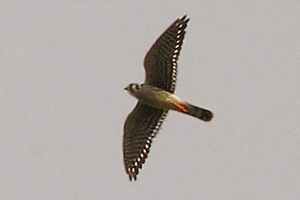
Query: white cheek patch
[[131, 84, 136, 91], [131, 84, 142, 92]]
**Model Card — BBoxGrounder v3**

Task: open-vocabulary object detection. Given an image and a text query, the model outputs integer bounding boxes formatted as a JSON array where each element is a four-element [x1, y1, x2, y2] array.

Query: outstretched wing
[[144, 15, 189, 93], [123, 102, 168, 181]]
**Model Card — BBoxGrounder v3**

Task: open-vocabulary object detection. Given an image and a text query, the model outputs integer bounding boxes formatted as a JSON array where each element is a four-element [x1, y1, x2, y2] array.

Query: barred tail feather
[[185, 104, 213, 121]]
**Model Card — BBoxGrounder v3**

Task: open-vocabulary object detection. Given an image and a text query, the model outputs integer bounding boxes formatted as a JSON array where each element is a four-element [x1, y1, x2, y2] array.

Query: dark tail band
[[185, 104, 213, 121]]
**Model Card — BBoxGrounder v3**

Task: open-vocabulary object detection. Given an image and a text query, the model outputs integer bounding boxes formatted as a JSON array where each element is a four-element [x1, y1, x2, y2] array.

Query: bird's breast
[[136, 89, 181, 110]]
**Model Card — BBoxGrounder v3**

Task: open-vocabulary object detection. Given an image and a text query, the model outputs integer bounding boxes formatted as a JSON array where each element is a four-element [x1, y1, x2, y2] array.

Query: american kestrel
[[123, 15, 213, 181]]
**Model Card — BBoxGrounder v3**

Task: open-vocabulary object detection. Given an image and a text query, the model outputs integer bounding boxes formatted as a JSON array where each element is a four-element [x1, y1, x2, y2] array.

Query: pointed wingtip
[[128, 173, 137, 181], [126, 166, 138, 182], [180, 15, 190, 22]]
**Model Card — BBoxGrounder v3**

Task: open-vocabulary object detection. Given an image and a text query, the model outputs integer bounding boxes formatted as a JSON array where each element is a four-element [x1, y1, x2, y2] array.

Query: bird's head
[[124, 83, 143, 94]]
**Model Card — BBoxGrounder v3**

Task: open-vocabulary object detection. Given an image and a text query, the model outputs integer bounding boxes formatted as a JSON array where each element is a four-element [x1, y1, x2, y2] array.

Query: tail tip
[[203, 110, 213, 122]]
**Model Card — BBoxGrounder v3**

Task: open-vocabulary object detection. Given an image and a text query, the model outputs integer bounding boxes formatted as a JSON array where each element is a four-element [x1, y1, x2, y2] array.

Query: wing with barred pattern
[[123, 102, 167, 181], [144, 15, 189, 93]]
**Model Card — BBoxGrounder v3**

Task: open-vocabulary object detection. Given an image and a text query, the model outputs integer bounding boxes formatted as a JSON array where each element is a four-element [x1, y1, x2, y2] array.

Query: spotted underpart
[[144, 15, 189, 94]]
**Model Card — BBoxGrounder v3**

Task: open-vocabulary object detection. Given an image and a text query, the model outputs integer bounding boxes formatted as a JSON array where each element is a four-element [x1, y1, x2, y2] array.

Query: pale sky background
[[1, 0, 300, 199]]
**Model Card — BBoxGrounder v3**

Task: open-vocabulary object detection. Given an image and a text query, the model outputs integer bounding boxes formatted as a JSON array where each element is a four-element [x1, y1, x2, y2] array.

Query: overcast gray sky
[[1, 0, 300, 199]]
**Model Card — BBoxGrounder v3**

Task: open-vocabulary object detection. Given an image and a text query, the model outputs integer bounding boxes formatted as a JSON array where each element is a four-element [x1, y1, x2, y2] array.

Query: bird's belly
[[138, 91, 179, 110]]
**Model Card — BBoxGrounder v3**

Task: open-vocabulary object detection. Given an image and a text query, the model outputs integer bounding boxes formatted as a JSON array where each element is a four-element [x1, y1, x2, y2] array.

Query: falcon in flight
[[123, 15, 213, 181]]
